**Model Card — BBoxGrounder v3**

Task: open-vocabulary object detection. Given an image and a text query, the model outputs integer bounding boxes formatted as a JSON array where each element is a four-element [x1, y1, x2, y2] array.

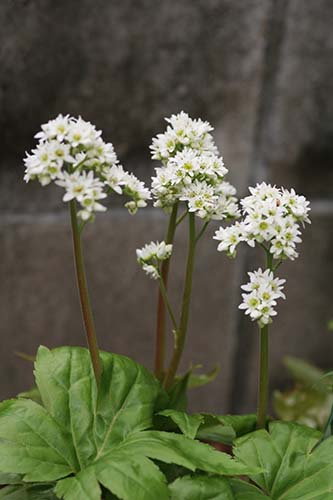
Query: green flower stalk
[[155, 203, 178, 380], [138, 111, 239, 390], [163, 213, 196, 390], [257, 324, 269, 429], [24, 114, 150, 385], [256, 252, 273, 429], [70, 200, 102, 384], [214, 182, 311, 429]]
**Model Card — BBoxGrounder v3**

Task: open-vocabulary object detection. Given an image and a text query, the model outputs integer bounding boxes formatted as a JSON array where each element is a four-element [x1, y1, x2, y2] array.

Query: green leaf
[[54, 467, 101, 500], [169, 475, 271, 499], [234, 421, 333, 498], [197, 414, 257, 445], [273, 387, 333, 430], [0, 484, 57, 499], [283, 356, 326, 391], [0, 473, 23, 485], [156, 410, 257, 444], [95, 348, 161, 450], [35, 346, 161, 466], [188, 365, 220, 389], [274, 356, 333, 431], [0, 346, 251, 500], [218, 414, 257, 437], [0, 399, 79, 481], [229, 478, 269, 499], [169, 474, 234, 499], [321, 403, 333, 441], [101, 490, 118, 500], [197, 423, 236, 444], [14, 351, 36, 363], [17, 387, 42, 404], [96, 452, 169, 500], [117, 430, 261, 476], [55, 451, 170, 500], [168, 372, 190, 411], [34, 346, 98, 468], [167, 365, 219, 409], [157, 410, 204, 438]]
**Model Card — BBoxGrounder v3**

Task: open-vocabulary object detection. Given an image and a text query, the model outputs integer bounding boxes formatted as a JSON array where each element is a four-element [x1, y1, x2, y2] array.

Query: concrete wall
[[1, 0, 333, 413]]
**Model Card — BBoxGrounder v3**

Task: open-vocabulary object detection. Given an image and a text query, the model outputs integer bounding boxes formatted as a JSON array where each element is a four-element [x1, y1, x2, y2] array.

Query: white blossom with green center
[[136, 241, 173, 280], [150, 111, 239, 221], [214, 182, 310, 260], [24, 114, 151, 221], [239, 268, 286, 327]]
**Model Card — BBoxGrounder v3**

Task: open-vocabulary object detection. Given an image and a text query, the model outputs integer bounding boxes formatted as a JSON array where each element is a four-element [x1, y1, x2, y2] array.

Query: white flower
[[103, 164, 127, 194], [56, 170, 105, 202], [213, 222, 246, 257], [92, 138, 118, 165], [55, 171, 107, 221], [239, 269, 286, 327], [123, 174, 151, 212], [136, 241, 173, 280], [136, 241, 173, 263], [241, 269, 286, 297], [66, 117, 101, 147], [151, 133, 177, 160], [150, 111, 217, 162], [168, 149, 200, 181], [24, 142, 58, 181], [281, 188, 311, 224], [35, 114, 71, 142], [180, 180, 217, 219], [150, 113, 238, 222], [214, 182, 310, 261], [142, 264, 160, 280], [24, 114, 151, 221]]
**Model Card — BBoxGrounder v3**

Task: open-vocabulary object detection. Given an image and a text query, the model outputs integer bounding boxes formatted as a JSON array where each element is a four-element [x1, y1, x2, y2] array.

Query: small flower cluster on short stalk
[[150, 111, 239, 221], [214, 182, 310, 259], [136, 241, 173, 280], [24, 115, 150, 221], [239, 269, 286, 327]]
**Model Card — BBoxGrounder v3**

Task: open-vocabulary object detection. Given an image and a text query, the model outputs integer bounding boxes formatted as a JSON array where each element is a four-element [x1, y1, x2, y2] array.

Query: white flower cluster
[[150, 111, 217, 161], [24, 114, 150, 221], [239, 269, 286, 327], [214, 182, 310, 259], [136, 241, 173, 280], [150, 112, 239, 221]]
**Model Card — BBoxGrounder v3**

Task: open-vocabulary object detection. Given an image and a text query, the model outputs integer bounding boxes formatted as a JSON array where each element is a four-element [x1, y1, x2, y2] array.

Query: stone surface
[[231, 210, 333, 413], [1, 0, 333, 417], [0, 0, 271, 411], [0, 0, 269, 198], [0, 210, 239, 413], [258, 0, 333, 197]]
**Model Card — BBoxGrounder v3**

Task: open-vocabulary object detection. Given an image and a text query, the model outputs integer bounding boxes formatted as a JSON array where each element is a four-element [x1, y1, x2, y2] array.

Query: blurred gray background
[[1, 0, 333, 413]]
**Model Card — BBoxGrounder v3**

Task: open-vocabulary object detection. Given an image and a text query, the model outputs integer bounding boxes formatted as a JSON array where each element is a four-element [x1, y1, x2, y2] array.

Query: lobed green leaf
[[197, 414, 257, 445], [0, 398, 78, 481], [117, 430, 261, 476], [0, 346, 259, 500], [157, 409, 204, 439], [234, 421, 333, 499], [169, 474, 234, 499], [0, 483, 57, 499]]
